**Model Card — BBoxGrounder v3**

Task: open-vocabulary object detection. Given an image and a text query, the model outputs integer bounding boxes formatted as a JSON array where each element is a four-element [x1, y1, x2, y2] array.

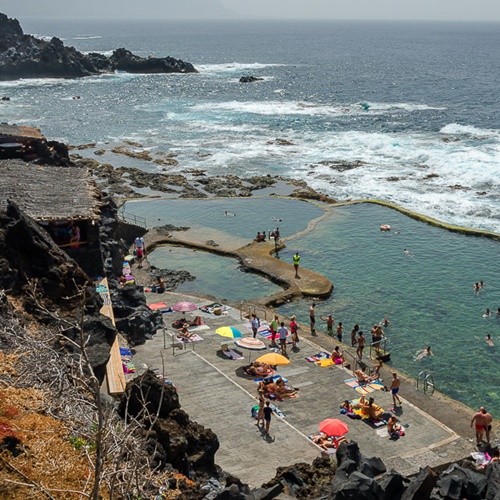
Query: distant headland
[[0, 13, 198, 81]]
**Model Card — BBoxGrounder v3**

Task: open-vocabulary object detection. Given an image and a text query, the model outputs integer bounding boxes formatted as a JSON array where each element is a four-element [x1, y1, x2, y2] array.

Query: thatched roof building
[[0, 124, 45, 142], [0, 159, 101, 221]]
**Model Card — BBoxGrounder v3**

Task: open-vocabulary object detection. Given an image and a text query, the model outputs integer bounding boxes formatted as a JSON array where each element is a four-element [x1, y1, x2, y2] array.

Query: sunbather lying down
[[258, 377, 298, 398], [310, 432, 347, 450], [354, 369, 378, 384], [178, 324, 195, 339], [172, 316, 203, 329], [245, 361, 273, 377]]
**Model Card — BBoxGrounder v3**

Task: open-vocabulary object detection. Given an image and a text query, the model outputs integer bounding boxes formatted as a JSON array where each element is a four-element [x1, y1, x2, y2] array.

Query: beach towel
[[148, 302, 169, 311], [176, 334, 204, 343], [122, 362, 135, 374], [187, 324, 210, 332], [200, 303, 231, 314], [305, 352, 331, 363], [253, 375, 288, 384], [376, 427, 389, 438], [270, 403, 286, 419], [280, 391, 300, 400], [316, 358, 334, 368], [222, 349, 245, 360], [261, 330, 290, 340], [344, 378, 384, 394], [119, 347, 132, 356]]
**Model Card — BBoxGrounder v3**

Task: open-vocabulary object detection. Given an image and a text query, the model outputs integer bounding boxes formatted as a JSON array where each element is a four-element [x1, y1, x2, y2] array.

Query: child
[[263, 401, 273, 434]]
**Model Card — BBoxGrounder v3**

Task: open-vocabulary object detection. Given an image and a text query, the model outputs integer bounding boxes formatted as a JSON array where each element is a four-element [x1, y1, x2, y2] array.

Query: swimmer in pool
[[415, 346, 433, 360]]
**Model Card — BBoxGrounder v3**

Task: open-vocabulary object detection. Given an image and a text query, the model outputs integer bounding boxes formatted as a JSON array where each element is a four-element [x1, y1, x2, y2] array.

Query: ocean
[[2, 18, 500, 232]]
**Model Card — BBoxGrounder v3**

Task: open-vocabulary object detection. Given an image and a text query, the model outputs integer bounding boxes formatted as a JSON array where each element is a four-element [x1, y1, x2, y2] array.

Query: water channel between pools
[[127, 197, 500, 414]]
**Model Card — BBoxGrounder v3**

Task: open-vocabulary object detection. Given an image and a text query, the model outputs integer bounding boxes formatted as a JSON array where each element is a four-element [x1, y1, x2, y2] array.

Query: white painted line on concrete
[[189, 350, 323, 452]]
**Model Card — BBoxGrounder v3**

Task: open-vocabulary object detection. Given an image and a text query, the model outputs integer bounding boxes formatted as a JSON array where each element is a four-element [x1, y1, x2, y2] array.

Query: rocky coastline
[[0, 13, 197, 81], [2, 130, 500, 498]]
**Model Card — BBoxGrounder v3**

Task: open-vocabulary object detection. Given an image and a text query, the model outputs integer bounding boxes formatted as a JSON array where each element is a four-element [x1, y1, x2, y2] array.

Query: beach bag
[[251, 405, 259, 418]]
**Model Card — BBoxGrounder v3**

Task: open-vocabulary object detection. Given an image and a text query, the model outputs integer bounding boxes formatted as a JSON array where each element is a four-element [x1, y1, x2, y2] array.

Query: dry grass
[[0, 311, 192, 499]]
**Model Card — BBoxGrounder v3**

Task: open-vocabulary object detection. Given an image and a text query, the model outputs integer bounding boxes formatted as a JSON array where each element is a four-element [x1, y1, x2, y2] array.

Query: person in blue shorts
[[389, 372, 402, 407]]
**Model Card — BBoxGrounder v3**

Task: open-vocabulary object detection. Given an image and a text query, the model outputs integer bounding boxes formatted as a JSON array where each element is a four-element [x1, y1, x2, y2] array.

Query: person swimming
[[486, 334, 494, 346], [415, 346, 433, 360]]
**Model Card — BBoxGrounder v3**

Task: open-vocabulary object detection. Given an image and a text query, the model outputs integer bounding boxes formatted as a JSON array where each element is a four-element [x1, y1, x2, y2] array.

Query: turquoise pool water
[[278, 203, 500, 414], [148, 246, 282, 301], [124, 197, 324, 240]]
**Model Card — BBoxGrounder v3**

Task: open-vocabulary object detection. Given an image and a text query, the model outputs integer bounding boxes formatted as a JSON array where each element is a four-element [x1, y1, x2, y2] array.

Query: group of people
[[263, 314, 299, 355], [471, 406, 493, 446], [253, 227, 281, 249]]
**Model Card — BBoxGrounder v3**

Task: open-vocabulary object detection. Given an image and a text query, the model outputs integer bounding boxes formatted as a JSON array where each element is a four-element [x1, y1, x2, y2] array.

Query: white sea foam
[[440, 123, 500, 139], [81, 50, 114, 57], [74, 35, 102, 40], [32, 34, 62, 42], [196, 62, 285, 74]]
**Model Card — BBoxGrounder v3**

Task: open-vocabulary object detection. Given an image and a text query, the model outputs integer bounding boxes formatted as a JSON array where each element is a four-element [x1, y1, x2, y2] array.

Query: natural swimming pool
[[124, 197, 324, 242], [148, 246, 282, 301], [131, 195, 500, 413], [277, 203, 500, 414]]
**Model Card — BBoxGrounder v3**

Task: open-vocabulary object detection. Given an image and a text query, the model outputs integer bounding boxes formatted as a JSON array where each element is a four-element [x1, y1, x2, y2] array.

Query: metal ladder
[[417, 370, 435, 395]]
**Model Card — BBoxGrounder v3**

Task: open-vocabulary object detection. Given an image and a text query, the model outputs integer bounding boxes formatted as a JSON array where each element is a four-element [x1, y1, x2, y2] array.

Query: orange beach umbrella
[[255, 352, 291, 366]]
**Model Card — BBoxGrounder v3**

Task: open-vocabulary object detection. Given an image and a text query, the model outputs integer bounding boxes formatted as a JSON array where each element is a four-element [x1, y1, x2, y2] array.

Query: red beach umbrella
[[318, 418, 349, 437]]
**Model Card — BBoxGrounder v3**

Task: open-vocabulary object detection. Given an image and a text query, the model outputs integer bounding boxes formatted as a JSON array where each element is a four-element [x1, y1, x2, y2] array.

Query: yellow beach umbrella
[[255, 352, 291, 366]]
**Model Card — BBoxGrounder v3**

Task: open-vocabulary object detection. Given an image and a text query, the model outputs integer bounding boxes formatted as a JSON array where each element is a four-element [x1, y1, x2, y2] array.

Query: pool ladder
[[417, 370, 435, 395]]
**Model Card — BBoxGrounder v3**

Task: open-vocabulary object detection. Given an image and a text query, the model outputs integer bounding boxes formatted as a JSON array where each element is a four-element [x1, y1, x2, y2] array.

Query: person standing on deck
[[278, 321, 288, 356], [290, 315, 299, 349], [270, 315, 279, 347], [293, 252, 301, 278], [389, 372, 402, 407], [251, 313, 260, 339], [356, 331, 366, 360], [309, 303, 316, 335], [351, 324, 359, 347], [471, 407, 488, 446], [263, 401, 273, 434], [482, 407, 493, 444]]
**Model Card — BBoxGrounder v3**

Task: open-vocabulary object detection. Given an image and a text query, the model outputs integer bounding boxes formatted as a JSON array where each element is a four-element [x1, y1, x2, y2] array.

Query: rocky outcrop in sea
[[0, 13, 198, 81]]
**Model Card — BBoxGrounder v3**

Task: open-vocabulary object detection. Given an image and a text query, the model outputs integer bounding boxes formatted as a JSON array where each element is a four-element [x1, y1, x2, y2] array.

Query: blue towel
[[119, 347, 132, 356]]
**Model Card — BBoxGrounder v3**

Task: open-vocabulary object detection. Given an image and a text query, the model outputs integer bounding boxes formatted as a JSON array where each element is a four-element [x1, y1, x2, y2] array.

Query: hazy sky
[[1, 0, 500, 21], [221, 0, 500, 21]]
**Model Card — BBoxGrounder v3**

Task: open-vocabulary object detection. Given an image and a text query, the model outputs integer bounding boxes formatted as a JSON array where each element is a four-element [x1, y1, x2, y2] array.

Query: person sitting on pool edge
[[332, 346, 345, 365], [387, 415, 404, 439]]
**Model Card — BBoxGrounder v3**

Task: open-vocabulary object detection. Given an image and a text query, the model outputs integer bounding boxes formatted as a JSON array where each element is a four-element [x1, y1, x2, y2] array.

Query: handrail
[[368, 337, 388, 358], [342, 350, 362, 372], [417, 370, 435, 395], [243, 304, 268, 322], [118, 208, 148, 229]]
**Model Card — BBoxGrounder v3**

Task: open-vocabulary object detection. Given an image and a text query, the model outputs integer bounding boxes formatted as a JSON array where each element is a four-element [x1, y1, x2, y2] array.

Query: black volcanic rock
[[0, 13, 198, 81], [239, 75, 264, 83]]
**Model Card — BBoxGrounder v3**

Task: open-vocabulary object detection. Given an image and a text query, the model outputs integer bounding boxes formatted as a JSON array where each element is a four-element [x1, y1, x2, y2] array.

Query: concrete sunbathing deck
[[132, 291, 474, 488]]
